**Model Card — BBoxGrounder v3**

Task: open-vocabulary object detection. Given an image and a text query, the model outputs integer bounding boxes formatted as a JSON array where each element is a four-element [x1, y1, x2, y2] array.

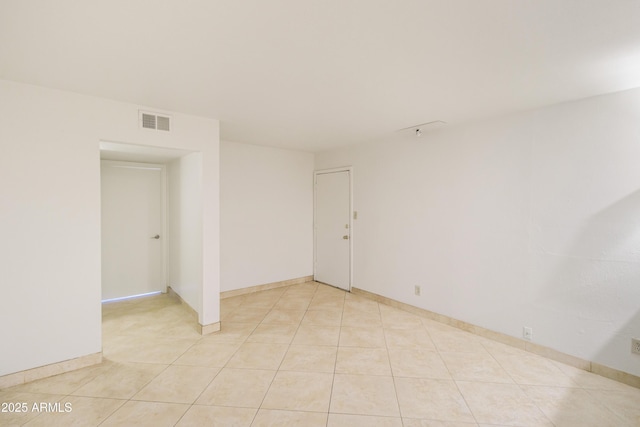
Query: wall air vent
[[139, 111, 171, 132]]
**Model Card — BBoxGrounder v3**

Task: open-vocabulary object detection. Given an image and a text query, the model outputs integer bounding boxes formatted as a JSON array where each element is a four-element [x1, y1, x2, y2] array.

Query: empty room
[[1, 1, 640, 426]]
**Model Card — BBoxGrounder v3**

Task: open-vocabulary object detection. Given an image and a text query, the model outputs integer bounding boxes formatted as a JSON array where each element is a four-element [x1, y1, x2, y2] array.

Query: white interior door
[[315, 169, 351, 291], [101, 161, 164, 300]]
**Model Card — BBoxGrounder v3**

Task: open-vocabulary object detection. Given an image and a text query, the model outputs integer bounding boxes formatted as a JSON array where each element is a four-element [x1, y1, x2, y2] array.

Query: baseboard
[[200, 322, 221, 335], [0, 352, 103, 390], [167, 286, 221, 335], [167, 286, 199, 321], [351, 287, 640, 389], [220, 275, 314, 299]]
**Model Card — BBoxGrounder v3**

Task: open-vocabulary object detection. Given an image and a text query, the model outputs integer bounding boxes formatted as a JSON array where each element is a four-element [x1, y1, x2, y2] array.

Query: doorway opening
[[99, 140, 199, 318]]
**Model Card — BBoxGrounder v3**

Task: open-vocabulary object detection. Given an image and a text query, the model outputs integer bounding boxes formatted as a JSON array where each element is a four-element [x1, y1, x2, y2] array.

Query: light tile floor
[[2, 281, 639, 426]]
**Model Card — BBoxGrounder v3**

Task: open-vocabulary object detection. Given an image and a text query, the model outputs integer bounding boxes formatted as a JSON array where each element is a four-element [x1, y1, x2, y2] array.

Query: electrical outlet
[[414, 285, 421, 296], [523, 327, 533, 341], [632, 338, 640, 355]]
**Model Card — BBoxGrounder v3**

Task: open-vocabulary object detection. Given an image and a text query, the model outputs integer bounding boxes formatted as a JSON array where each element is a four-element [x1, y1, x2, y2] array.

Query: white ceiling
[[2, 1, 640, 152]]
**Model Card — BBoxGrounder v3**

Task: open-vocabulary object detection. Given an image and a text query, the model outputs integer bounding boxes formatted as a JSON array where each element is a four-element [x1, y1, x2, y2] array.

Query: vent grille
[[142, 113, 156, 129], [139, 111, 171, 132], [156, 115, 170, 131]]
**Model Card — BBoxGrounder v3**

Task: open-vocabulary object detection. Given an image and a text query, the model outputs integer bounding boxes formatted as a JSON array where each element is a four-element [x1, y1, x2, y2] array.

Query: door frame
[[100, 160, 168, 297], [313, 166, 353, 291]]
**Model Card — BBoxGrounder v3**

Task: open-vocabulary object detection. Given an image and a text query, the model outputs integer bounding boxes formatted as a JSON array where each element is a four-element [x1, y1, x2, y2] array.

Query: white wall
[[315, 88, 640, 377], [0, 79, 219, 377], [220, 141, 314, 292], [168, 153, 203, 311]]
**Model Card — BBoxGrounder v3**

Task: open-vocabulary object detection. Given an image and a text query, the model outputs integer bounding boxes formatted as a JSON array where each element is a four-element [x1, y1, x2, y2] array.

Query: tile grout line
[[102, 295, 236, 426], [248, 281, 320, 425], [97, 297, 186, 426], [417, 310, 480, 426], [380, 301, 406, 424], [478, 339, 556, 426], [231, 289, 285, 427], [99, 300, 194, 425], [325, 286, 346, 427]]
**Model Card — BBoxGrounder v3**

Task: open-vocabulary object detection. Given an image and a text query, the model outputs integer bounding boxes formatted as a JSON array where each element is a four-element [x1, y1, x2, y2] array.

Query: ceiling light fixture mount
[[397, 120, 447, 137]]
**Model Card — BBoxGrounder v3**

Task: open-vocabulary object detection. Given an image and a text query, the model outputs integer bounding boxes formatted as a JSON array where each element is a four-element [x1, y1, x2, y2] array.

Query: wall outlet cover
[[632, 338, 640, 355], [523, 327, 533, 341]]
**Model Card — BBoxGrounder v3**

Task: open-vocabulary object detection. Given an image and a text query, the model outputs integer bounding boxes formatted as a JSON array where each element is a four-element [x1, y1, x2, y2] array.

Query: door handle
[[343, 235, 349, 240], [151, 235, 160, 239]]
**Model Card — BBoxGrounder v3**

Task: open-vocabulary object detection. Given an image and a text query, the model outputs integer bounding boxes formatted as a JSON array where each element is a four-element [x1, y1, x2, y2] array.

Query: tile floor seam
[[132, 363, 173, 402], [105, 301, 231, 426], [321, 284, 344, 426], [188, 366, 223, 409], [478, 339, 521, 387], [249, 283, 320, 426], [382, 304, 407, 422], [92, 397, 127, 427], [98, 388, 141, 425], [428, 327, 480, 426], [94, 397, 126, 427], [171, 404, 191, 426], [326, 287, 346, 427], [580, 386, 632, 426], [506, 381, 558, 427], [14, 396, 51, 426]]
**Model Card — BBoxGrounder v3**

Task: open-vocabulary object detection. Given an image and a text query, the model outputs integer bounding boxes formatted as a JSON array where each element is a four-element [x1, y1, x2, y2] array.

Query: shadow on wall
[[531, 189, 640, 423], [534, 188, 640, 374]]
